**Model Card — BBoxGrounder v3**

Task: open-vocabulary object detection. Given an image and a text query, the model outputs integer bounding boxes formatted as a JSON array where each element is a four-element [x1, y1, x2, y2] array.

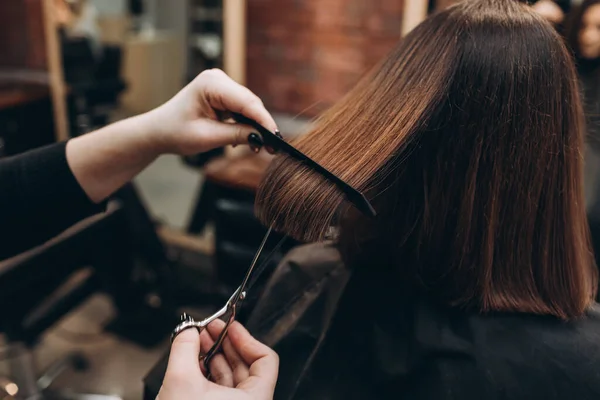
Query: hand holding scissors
[[170, 226, 283, 373], [158, 320, 278, 400]]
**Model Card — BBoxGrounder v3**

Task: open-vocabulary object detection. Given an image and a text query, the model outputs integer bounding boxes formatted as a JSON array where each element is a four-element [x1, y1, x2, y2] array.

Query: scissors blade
[[230, 226, 273, 305], [202, 227, 274, 371]]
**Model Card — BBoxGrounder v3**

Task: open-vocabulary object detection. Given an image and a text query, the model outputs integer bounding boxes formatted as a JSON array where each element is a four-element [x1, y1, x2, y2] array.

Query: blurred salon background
[[0, 0, 596, 399]]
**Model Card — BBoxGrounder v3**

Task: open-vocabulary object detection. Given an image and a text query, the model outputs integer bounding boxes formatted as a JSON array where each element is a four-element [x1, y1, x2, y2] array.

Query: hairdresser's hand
[[158, 320, 278, 400], [145, 68, 278, 155], [67, 69, 276, 203]]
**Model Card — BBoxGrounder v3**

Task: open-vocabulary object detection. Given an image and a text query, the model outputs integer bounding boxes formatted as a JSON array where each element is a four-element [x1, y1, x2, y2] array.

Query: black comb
[[232, 112, 376, 218]]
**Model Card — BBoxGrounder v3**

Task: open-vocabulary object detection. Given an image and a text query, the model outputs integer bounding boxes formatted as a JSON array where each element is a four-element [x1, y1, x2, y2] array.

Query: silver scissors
[[170, 226, 284, 372]]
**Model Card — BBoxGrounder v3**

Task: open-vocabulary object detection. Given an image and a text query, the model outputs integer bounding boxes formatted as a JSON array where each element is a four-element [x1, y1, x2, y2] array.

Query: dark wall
[[0, 0, 47, 70]]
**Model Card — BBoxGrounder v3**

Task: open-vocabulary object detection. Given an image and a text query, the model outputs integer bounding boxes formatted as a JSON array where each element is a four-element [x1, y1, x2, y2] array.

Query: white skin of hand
[[66, 68, 278, 203], [145, 68, 278, 156], [157, 319, 279, 400]]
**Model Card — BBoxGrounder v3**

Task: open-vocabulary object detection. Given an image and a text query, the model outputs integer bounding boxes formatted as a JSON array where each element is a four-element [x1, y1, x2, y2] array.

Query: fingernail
[[248, 133, 263, 153], [275, 130, 283, 139], [265, 145, 276, 154]]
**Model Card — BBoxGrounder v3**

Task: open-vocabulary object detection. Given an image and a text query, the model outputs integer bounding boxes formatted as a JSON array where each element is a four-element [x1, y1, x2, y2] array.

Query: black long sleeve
[[0, 141, 106, 260]]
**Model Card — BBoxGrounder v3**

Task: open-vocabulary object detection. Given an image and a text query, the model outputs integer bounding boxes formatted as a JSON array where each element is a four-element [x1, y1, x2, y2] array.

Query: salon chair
[[0, 202, 132, 399], [103, 185, 180, 348], [60, 35, 179, 344], [0, 83, 55, 157], [61, 33, 126, 137]]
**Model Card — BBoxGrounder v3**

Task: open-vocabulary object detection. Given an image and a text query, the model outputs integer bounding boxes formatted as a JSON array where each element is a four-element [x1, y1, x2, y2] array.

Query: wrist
[[131, 110, 172, 156]]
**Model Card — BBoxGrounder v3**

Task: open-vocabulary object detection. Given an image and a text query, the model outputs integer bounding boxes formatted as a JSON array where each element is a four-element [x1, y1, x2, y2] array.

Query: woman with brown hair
[[248, 0, 600, 398]]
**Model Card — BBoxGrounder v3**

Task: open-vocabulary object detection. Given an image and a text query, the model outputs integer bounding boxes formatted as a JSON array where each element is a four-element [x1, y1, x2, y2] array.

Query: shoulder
[[258, 241, 347, 304], [467, 305, 600, 361], [566, 303, 600, 344], [247, 242, 348, 342], [279, 241, 345, 279], [406, 302, 600, 398], [462, 306, 600, 396]]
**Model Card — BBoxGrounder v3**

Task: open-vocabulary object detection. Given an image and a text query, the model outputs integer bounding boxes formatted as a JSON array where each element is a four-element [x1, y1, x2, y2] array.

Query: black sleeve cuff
[[0, 141, 107, 259], [16, 141, 107, 216]]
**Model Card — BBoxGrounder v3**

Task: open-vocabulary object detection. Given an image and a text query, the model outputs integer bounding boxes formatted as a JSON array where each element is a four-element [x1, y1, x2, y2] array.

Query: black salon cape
[[0, 142, 104, 260], [305, 276, 600, 399], [248, 243, 600, 400]]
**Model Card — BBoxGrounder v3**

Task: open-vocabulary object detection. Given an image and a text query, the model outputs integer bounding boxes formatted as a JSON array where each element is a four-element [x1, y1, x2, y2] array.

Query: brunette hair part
[[256, 0, 598, 319]]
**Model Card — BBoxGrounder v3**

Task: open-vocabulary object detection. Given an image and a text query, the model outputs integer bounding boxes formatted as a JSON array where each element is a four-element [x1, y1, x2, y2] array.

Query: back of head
[[256, 0, 597, 319]]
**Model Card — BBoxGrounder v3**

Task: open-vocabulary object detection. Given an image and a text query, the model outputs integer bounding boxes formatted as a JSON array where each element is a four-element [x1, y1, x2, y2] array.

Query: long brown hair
[[256, 0, 598, 319]]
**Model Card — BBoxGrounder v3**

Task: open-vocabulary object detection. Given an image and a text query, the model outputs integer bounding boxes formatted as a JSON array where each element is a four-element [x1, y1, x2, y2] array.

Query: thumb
[[165, 328, 205, 380], [186, 119, 256, 153]]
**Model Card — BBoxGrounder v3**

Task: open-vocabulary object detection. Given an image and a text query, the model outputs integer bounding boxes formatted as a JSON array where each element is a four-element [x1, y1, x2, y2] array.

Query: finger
[[200, 329, 215, 353], [247, 132, 264, 154], [227, 322, 279, 396], [188, 119, 259, 151], [164, 328, 206, 387], [198, 69, 278, 132], [264, 145, 276, 155], [200, 325, 235, 388], [207, 320, 250, 386], [223, 337, 250, 386], [209, 353, 235, 388], [199, 329, 215, 376], [265, 129, 283, 154]]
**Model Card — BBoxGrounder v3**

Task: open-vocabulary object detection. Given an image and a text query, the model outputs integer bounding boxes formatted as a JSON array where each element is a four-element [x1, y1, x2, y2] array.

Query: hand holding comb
[[231, 112, 376, 218]]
